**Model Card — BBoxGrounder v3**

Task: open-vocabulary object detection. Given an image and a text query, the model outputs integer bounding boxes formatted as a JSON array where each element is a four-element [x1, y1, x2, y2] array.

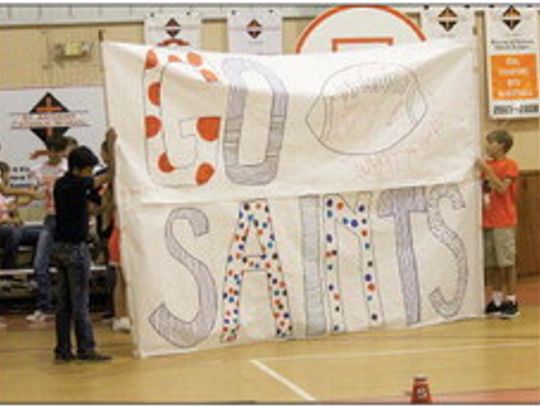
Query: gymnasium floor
[[1, 277, 538, 403]]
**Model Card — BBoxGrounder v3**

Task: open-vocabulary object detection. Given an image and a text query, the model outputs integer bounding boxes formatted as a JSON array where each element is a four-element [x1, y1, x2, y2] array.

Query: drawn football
[[305, 62, 427, 155]]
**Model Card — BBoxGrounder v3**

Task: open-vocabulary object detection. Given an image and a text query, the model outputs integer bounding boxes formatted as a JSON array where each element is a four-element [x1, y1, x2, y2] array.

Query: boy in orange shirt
[[477, 130, 519, 319]]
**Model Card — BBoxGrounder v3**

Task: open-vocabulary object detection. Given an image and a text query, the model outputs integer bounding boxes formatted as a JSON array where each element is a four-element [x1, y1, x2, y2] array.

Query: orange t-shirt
[[482, 158, 519, 228]]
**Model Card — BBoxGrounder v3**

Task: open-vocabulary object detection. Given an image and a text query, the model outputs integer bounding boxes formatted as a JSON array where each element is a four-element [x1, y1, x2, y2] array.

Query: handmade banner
[[227, 8, 282, 54], [0, 86, 106, 187], [144, 11, 201, 48], [485, 6, 540, 119], [102, 40, 483, 357]]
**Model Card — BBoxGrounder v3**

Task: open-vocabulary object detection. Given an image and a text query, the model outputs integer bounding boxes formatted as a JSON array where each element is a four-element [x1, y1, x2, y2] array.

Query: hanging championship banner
[[0, 86, 106, 187], [486, 6, 540, 119], [227, 8, 282, 54], [421, 6, 475, 43], [144, 11, 201, 48], [103, 40, 483, 357]]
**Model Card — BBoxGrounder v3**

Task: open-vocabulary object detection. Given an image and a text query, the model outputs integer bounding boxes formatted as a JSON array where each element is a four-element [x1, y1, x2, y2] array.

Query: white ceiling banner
[[227, 8, 283, 55], [102, 40, 483, 357], [144, 11, 201, 49], [0, 86, 106, 187], [485, 5, 540, 119]]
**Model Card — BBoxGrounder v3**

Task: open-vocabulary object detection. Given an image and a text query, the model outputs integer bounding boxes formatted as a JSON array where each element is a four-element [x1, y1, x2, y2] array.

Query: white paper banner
[[0, 86, 106, 187], [144, 12, 201, 49], [421, 6, 475, 43], [227, 8, 283, 55], [485, 6, 540, 119], [102, 40, 483, 357]]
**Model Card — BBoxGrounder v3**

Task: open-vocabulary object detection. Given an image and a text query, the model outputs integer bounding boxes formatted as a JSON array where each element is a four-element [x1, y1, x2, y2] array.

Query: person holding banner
[[477, 130, 520, 319], [51, 130, 116, 363]]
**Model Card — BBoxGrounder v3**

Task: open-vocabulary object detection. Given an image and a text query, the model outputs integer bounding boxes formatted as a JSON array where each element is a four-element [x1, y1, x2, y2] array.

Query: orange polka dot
[[368, 283, 376, 292], [196, 162, 215, 185], [145, 50, 158, 70], [168, 54, 181, 63], [200, 68, 218, 82], [148, 82, 161, 106], [158, 153, 175, 173], [337, 202, 344, 210], [145, 115, 161, 138], [334, 293, 340, 301], [196, 117, 221, 142], [187, 51, 202, 67]]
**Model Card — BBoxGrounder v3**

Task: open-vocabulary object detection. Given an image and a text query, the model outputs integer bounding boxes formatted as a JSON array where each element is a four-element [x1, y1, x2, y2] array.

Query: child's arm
[[0, 184, 42, 200], [29, 149, 49, 160], [476, 159, 514, 194]]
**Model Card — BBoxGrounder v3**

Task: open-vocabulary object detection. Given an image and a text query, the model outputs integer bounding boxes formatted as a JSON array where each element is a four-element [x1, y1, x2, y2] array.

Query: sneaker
[[112, 317, 131, 333], [26, 310, 54, 323], [54, 353, 76, 364], [0, 317, 6, 329], [484, 300, 502, 316], [77, 351, 112, 362], [500, 300, 520, 319]]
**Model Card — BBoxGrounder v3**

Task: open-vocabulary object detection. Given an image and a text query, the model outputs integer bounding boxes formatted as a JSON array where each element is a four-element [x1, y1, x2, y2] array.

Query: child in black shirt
[[53, 131, 115, 363]]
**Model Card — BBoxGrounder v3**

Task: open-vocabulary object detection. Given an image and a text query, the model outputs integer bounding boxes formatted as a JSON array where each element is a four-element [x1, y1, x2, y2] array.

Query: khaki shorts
[[483, 228, 516, 268]]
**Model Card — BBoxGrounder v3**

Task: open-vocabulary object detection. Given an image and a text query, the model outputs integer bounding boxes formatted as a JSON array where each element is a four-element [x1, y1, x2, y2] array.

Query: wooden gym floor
[[1, 276, 539, 403]]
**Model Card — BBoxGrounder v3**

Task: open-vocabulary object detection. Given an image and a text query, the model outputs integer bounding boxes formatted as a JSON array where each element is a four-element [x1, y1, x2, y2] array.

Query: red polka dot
[[200, 68, 218, 82], [148, 82, 161, 106], [145, 115, 161, 138], [158, 153, 175, 173], [334, 293, 340, 301], [187, 52, 202, 67], [257, 230, 264, 236], [145, 50, 158, 70], [196, 117, 220, 142], [196, 162, 215, 185], [368, 283, 376, 292], [168, 54, 181, 63]]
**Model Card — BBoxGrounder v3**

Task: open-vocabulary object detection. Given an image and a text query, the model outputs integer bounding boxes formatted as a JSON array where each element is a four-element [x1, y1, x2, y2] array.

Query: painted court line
[[256, 340, 538, 362], [250, 358, 317, 401]]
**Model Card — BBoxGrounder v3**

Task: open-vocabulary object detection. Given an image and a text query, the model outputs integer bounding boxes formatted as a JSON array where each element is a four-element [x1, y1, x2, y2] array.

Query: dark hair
[[487, 130, 514, 153], [68, 146, 99, 173], [65, 136, 78, 147], [46, 134, 68, 152], [0, 161, 10, 176]]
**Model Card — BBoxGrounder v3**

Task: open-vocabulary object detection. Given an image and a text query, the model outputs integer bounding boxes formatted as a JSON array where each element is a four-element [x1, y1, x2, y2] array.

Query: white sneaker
[[26, 310, 54, 323], [0, 317, 6, 329], [112, 317, 131, 332]]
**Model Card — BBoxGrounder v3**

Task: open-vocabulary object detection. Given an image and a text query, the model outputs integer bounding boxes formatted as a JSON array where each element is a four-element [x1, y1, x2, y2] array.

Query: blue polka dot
[[239, 223, 244, 229], [238, 244, 244, 250], [358, 205, 365, 212], [263, 222, 268, 228], [227, 255, 233, 263], [327, 264, 333, 270], [326, 234, 333, 243], [234, 309, 239, 315], [228, 297, 235, 303], [223, 293, 228, 299], [342, 218, 349, 225], [248, 214, 254, 221], [224, 319, 229, 324], [267, 242, 274, 249], [328, 284, 334, 290], [367, 295, 373, 301], [270, 234, 275, 240], [364, 274, 372, 282], [326, 199, 333, 207], [274, 290, 280, 296], [351, 219, 359, 228], [364, 243, 370, 249], [326, 210, 333, 218]]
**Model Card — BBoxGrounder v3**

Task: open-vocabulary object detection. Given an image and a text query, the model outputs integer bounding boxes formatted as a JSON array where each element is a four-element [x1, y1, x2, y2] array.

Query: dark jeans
[[52, 242, 96, 357], [0, 224, 40, 269], [34, 215, 56, 312], [0, 225, 20, 269]]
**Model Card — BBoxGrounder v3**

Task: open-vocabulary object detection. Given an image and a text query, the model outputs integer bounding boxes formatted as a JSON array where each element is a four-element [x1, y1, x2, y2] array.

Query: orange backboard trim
[[331, 37, 394, 52], [295, 5, 426, 53]]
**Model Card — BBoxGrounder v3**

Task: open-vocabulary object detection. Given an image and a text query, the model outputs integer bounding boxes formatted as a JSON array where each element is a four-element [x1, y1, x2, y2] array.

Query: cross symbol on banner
[[35, 96, 64, 138]]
